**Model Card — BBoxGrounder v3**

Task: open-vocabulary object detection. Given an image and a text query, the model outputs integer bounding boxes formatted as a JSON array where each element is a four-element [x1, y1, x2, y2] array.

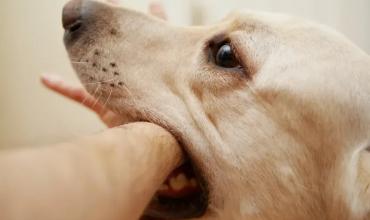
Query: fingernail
[[42, 74, 62, 84]]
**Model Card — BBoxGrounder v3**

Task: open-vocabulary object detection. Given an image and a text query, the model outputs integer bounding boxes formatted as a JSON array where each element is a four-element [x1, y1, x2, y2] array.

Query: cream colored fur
[[66, 1, 370, 219]]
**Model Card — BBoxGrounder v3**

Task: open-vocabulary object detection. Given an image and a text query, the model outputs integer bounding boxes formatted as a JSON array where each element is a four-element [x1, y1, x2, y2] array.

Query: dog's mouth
[[100, 103, 210, 219], [143, 160, 208, 219], [141, 128, 209, 219]]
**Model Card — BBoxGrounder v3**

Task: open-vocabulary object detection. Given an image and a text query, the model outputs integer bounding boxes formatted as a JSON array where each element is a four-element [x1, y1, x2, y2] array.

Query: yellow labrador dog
[[62, 0, 370, 219]]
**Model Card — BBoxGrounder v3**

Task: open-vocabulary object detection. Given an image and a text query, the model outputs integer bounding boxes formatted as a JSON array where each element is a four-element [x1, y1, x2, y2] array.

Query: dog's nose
[[62, 0, 83, 32]]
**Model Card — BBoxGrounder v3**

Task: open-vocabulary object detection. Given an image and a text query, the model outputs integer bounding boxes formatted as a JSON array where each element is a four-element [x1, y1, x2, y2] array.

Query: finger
[[149, 1, 167, 20], [41, 74, 106, 115]]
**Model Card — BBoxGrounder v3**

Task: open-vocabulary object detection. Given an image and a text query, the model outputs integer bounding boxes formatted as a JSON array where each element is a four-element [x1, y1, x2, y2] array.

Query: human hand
[[0, 122, 183, 220]]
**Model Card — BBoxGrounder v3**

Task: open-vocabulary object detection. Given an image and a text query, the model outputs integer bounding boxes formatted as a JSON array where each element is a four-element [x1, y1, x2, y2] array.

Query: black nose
[[62, 0, 83, 32]]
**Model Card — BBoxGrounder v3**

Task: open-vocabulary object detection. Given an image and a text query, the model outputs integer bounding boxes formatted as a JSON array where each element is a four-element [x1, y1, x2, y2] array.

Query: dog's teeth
[[159, 184, 169, 191], [190, 178, 198, 188], [169, 173, 188, 191]]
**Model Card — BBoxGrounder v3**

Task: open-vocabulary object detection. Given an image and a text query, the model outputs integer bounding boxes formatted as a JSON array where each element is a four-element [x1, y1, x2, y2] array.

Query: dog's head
[[63, 0, 370, 219]]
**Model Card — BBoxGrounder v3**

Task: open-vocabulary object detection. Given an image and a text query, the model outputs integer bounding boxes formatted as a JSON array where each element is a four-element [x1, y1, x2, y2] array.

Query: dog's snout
[[62, 0, 83, 32]]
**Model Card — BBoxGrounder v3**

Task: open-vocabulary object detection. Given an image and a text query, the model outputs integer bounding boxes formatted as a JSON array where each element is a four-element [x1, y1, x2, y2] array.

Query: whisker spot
[[110, 29, 118, 35]]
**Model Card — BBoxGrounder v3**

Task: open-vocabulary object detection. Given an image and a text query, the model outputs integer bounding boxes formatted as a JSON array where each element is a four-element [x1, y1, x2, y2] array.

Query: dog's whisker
[[92, 91, 103, 109], [82, 84, 101, 105], [84, 78, 115, 85], [100, 78, 116, 83], [91, 84, 101, 97], [102, 89, 112, 109], [84, 81, 102, 85], [70, 58, 84, 62], [71, 61, 88, 65]]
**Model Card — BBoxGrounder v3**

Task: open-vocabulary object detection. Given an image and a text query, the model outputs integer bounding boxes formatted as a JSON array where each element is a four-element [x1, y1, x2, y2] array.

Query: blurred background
[[0, 0, 369, 147]]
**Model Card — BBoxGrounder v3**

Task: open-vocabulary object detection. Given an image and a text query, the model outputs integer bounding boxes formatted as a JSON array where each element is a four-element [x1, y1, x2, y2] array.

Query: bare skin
[[0, 122, 183, 220]]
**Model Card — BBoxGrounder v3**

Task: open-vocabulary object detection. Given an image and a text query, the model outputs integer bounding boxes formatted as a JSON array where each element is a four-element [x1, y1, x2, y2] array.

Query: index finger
[[41, 74, 106, 114]]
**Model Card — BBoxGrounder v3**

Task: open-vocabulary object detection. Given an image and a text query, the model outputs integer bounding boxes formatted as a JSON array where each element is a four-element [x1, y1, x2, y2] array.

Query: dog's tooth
[[169, 173, 188, 191], [190, 178, 198, 188], [159, 184, 169, 191]]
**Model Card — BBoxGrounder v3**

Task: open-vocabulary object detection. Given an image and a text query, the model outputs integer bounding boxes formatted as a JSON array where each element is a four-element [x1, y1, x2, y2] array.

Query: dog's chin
[[142, 136, 209, 220], [138, 122, 209, 219], [104, 99, 210, 219]]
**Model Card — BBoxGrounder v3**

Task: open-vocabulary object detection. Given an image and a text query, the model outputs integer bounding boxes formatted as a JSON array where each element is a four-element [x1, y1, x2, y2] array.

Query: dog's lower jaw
[[101, 100, 210, 219]]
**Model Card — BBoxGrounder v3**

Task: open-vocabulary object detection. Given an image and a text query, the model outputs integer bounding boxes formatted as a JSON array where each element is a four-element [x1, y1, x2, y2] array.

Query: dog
[[62, 0, 370, 219]]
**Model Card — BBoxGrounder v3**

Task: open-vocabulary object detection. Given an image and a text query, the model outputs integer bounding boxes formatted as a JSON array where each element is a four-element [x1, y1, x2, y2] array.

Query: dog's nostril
[[62, 0, 83, 31], [68, 20, 83, 32]]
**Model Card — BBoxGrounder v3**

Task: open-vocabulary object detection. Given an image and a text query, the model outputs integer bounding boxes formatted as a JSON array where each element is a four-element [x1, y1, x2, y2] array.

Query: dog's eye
[[215, 44, 240, 68]]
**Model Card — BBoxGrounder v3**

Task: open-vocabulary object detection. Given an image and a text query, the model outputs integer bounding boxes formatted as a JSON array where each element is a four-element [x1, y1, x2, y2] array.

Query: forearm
[[0, 122, 183, 220]]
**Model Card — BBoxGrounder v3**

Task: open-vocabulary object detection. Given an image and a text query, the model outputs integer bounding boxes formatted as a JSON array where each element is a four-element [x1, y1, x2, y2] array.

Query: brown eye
[[215, 44, 240, 68]]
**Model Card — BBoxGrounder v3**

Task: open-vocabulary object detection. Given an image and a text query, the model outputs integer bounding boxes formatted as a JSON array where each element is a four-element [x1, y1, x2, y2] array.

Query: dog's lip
[[134, 117, 209, 219]]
